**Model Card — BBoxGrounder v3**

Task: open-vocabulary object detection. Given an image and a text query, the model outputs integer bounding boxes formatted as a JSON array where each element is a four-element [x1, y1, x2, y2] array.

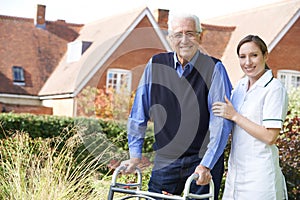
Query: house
[[0, 4, 83, 115], [1, 0, 299, 117], [204, 0, 300, 88], [38, 7, 173, 116]]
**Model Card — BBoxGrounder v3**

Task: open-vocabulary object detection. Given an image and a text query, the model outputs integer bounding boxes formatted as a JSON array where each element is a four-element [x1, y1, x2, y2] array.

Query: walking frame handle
[[110, 165, 142, 189], [108, 165, 214, 200], [183, 173, 214, 199]]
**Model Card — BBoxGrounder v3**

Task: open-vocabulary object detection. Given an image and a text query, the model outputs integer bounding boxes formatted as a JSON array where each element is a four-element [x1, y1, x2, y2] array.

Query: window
[[67, 40, 92, 63], [12, 66, 25, 86], [106, 69, 132, 93], [277, 70, 300, 90]]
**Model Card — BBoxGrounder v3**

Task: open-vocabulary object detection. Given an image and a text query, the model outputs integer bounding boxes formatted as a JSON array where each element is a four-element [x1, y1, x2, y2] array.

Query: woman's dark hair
[[237, 35, 269, 69]]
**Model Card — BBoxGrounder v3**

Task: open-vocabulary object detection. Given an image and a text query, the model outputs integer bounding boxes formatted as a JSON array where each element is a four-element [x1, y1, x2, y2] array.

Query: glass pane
[[296, 76, 300, 87], [278, 74, 286, 87], [107, 69, 131, 93], [12, 66, 24, 82], [291, 76, 296, 87]]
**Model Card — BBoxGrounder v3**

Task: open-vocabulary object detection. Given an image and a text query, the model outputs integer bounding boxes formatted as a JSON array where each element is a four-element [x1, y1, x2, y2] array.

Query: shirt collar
[[242, 70, 274, 88], [254, 70, 274, 87], [173, 50, 200, 70]]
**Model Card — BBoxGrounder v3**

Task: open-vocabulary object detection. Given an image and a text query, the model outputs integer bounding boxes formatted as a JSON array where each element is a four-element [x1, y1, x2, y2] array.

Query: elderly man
[[121, 12, 233, 200]]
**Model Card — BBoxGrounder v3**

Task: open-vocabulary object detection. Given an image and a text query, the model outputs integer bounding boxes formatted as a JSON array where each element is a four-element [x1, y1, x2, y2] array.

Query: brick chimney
[[153, 9, 169, 32], [35, 4, 46, 29]]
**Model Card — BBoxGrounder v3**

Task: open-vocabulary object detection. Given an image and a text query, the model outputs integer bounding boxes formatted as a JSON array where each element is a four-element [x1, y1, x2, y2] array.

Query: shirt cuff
[[200, 150, 214, 169], [263, 120, 283, 128], [129, 147, 142, 159]]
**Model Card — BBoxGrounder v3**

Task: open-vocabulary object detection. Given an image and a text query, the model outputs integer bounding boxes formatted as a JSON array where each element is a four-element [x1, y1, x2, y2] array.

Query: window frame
[[277, 69, 300, 90], [106, 68, 132, 93], [12, 66, 25, 86]]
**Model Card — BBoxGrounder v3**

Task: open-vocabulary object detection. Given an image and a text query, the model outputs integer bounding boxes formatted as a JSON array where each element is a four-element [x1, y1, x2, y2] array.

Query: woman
[[212, 35, 288, 199]]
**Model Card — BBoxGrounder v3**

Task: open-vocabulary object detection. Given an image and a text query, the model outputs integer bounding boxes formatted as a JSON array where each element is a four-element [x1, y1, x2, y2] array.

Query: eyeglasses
[[170, 31, 200, 40]]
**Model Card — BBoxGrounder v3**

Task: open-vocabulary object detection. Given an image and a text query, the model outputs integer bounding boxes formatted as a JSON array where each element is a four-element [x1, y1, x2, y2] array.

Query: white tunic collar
[[241, 70, 274, 90]]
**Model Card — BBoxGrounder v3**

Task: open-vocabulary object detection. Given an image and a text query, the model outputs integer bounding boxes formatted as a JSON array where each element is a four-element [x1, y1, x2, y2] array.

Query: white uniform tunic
[[222, 70, 289, 200]]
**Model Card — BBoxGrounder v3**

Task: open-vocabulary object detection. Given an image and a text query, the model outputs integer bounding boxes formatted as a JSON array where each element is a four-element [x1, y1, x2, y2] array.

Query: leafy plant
[[77, 86, 133, 120], [277, 87, 300, 199]]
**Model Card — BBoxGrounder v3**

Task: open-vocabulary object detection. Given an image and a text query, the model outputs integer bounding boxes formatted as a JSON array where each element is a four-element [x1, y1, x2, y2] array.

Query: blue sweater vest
[[150, 52, 219, 158]]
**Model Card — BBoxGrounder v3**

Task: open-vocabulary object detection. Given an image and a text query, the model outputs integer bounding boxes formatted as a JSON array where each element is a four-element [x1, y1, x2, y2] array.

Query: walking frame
[[108, 165, 214, 200]]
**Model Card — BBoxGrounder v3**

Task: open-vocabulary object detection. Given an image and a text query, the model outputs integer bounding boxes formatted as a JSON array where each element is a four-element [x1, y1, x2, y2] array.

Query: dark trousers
[[148, 153, 224, 200]]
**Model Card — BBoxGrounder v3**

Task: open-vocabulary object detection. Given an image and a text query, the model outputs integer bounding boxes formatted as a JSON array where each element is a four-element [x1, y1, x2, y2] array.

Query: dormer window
[[67, 40, 92, 63], [12, 66, 25, 86]]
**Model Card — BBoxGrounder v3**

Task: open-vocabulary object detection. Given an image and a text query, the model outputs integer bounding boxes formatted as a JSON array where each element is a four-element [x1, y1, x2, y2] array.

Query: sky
[[0, 0, 283, 24]]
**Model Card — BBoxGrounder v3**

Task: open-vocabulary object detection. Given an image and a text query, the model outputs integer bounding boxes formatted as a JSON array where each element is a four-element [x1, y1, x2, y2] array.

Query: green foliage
[[0, 130, 106, 200], [77, 86, 132, 120], [0, 113, 131, 176], [77, 86, 99, 116], [98, 120, 128, 150], [276, 87, 300, 199], [143, 122, 155, 154], [286, 87, 300, 116], [0, 113, 76, 139], [0, 113, 127, 148], [0, 113, 129, 199]]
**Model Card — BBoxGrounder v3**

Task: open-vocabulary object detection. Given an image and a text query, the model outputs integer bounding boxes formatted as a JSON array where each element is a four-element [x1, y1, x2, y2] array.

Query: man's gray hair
[[167, 12, 202, 34]]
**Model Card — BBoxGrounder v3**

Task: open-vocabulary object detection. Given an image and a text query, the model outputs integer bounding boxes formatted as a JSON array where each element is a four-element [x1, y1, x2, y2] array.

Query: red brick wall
[[268, 18, 300, 76], [153, 9, 169, 30], [0, 102, 53, 115], [36, 4, 46, 25]]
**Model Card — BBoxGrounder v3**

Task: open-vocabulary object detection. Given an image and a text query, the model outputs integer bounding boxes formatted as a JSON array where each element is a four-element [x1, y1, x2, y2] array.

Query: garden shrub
[[276, 87, 300, 199]]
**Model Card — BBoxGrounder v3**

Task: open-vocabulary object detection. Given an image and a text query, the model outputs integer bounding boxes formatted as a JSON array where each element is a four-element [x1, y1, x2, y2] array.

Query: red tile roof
[[201, 23, 235, 59], [0, 15, 83, 95]]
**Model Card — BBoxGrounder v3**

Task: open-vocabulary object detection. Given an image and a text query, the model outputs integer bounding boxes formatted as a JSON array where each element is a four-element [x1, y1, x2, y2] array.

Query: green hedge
[[0, 113, 73, 138], [0, 113, 121, 140]]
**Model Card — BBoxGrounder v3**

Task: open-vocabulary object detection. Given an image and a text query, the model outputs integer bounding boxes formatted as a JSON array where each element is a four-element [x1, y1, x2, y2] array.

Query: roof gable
[[39, 7, 171, 97]]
